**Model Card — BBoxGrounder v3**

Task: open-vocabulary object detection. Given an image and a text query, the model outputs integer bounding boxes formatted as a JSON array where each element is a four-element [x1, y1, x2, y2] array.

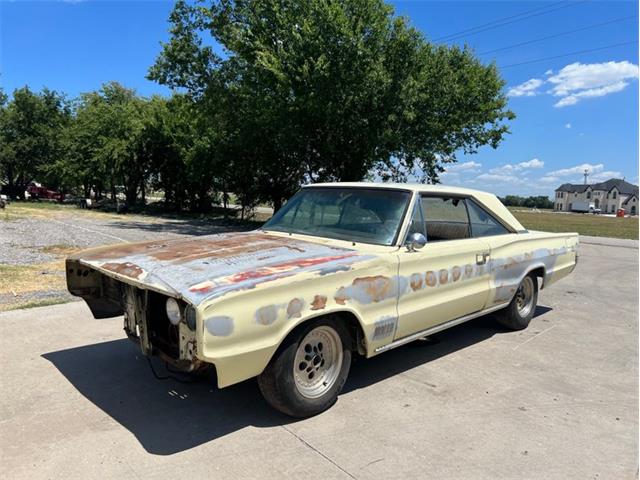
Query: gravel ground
[[0, 206, 256, 309], [1, 215, 239, 265]]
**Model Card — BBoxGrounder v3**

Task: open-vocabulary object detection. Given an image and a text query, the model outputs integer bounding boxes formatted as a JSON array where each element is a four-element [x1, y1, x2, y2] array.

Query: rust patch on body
[[287, 298, 304, 318], [74, 233, 316, 264], [353, 276, 393, 302], [334, 275, 401, 304], [410, 273, 424, 291], [101, 262, 144, 279], [452, 266, 461, 282], [310, 295, 327, 310], [425, 271, 437, 287], [439, 269, 449, 285]]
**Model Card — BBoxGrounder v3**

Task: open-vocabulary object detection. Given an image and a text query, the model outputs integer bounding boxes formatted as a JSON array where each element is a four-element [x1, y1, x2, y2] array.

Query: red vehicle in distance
[[26, 182, 64, 202]]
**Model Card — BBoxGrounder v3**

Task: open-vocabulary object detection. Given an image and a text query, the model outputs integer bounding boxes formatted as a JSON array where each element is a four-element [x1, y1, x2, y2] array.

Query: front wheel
[[257, 318, 351, 418], [496, 274, 538, 330]]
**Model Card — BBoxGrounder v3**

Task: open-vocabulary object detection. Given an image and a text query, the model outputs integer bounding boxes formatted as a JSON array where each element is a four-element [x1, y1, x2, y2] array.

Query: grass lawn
[[510, 209, 638, 240]]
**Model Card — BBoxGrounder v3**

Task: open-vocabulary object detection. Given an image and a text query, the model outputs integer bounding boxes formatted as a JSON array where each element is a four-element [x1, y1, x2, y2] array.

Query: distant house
[[554, 178, 638, 215]]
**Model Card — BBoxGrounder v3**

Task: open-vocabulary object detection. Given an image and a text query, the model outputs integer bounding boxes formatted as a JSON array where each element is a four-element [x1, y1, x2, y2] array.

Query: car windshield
[[263, 187, 411, 246]]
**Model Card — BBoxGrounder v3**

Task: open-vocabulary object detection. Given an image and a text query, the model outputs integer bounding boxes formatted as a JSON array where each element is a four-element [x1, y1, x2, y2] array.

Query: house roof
[[622, 194, 637, 205], [555, 178, 639, 195], [556, 183, 589, 193]]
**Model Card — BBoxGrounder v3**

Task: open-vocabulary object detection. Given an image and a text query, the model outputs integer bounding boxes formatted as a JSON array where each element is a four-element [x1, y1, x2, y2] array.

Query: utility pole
[[583, 169, 589, 185]]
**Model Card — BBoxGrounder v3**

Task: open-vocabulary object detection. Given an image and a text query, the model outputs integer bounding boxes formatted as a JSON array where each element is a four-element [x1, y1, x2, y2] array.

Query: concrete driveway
[[1, 238, 637, 479]]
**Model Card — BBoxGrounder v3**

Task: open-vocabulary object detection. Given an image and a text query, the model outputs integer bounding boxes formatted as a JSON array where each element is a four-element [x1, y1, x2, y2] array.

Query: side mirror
[[406, 232, 427, 252]]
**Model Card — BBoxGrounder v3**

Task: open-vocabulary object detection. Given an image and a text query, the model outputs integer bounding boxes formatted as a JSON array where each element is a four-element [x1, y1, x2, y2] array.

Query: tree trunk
[[272, 194, 283, 214]]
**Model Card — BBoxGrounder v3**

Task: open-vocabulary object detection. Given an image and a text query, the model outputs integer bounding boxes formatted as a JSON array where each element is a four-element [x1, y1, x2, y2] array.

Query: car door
[[394, 194, 492, 339]]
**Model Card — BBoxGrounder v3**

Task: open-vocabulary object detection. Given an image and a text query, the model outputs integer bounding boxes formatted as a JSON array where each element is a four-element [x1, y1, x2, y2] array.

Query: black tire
[[257, 317, 352, 418], [496, 273, 538, 330]]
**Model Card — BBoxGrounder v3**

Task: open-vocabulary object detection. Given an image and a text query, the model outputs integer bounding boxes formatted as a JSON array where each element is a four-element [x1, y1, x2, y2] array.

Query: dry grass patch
[[0, 261, 67, 297]]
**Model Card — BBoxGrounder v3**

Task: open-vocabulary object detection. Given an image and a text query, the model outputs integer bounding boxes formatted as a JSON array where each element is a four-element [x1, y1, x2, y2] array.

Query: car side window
[[466, 200, 510, 237], [421, 196, 470, 241]]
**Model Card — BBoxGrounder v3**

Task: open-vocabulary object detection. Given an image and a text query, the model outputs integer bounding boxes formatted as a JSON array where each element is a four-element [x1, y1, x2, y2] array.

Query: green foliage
[[149, 0, 514, 209], [500, 195, 554, 209], [0, 87, 70, 197]]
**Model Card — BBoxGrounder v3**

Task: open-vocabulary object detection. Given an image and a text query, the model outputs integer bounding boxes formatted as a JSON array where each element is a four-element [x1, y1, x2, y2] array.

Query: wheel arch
[[267, 308, 367, 366], [526, 264, 546, 289]]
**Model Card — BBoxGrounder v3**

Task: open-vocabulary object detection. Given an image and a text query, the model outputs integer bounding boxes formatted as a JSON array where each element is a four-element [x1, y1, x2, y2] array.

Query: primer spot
[[286, 298, 304, 318], [255, 305, 279, 325], [439, 269, 449, 285], [205, 316, 234, 337], [425, 271, 437, 287]]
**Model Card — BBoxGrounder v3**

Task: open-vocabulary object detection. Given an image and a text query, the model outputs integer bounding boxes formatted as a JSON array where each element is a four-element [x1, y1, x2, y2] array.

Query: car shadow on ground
[[42, 305, 552, 456]]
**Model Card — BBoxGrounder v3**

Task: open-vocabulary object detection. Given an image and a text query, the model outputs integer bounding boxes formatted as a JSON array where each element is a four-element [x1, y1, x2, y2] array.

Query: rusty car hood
[[69, 231, 375, 305]]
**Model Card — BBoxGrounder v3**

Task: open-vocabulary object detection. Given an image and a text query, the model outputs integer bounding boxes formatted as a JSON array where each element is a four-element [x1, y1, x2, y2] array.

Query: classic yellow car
[[67, 183, 578, 417]]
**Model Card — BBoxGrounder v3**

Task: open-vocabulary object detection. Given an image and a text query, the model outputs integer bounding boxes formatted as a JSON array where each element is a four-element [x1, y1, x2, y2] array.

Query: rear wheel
[[258, 318, 351, 418], [496, 274, 538, 330]]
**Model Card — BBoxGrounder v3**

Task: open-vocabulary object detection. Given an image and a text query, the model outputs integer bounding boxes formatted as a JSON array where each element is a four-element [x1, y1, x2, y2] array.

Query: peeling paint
[[101, 262, 145, 279], [439, 269, 449, 285], [425, 271, 437, 287], [205, 316, 234, 337]]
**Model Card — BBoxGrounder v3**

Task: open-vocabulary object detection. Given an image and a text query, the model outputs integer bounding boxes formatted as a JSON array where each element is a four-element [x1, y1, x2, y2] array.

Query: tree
[[0, 87, 70, 198], [149, 0, 514, 211]]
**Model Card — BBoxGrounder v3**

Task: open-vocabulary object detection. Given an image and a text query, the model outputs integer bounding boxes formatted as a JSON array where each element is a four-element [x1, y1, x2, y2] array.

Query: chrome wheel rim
[[293, 326, 343, 399], [515, 276, 535, 318]]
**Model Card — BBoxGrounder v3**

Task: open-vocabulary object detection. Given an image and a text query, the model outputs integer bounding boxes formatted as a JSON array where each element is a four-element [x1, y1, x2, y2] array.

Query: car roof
[[304, 181, 489, 197]]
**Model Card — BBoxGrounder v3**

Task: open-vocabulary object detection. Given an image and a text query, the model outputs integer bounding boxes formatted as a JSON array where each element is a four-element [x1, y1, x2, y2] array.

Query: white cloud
[[507, 78, 544, 97], [545, 163, 604, 178], [589, 170, 623, 182], [565, 123, 572, 129], [554, 81, 629, 107], [441, 161, 482, 175], [477, 173, 528, 185], [539, 163, 619, 184], [518, 158, 544, 169], [548, 61, 639, 107], [507, 61, 639, 108], [490, 158, 544, 174]]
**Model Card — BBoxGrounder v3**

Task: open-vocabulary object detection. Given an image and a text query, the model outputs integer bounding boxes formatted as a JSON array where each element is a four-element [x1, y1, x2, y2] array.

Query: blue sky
[[1, 0, 638, 197]]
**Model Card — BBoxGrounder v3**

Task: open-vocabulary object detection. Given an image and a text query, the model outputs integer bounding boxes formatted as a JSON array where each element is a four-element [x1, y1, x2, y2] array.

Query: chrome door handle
[[476, 252, 490, 265]]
